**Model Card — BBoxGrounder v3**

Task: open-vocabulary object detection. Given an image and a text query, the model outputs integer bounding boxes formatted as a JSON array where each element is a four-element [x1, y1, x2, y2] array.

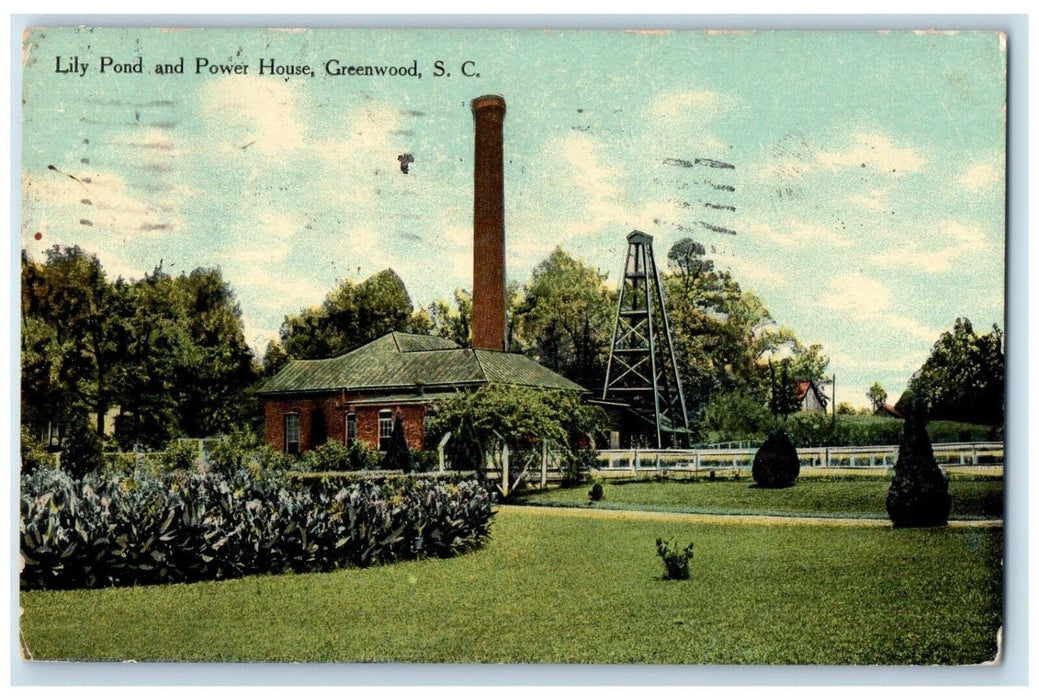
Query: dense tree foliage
[[270, 269, 430, 361], [21, 246, 259, 455], [423, 289, 474, 348], [901, 318, 1004, 426], [662, 238, 829, 433], [511, 248, 616, 390]]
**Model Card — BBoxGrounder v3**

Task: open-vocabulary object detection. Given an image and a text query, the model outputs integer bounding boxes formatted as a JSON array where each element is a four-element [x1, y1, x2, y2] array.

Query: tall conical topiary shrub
[[447, 413, 486, 479], [752, 429, 800, 488], [886, 397, 950, 527], [381, 413, 415, 473]]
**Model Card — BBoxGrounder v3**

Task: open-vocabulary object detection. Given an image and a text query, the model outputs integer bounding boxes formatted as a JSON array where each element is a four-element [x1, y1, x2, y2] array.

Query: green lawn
[[20, 508, 1002, 664], [514, 476, 1003, 520]]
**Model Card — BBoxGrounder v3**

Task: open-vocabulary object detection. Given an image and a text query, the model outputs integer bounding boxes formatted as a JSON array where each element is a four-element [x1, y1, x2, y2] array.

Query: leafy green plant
[[253, 444, 294, 474], [166, 439, 200, 472], [20, 466, 495, 591], [655, 537, 694, 580], [19, 427, 54, 474], [426, 385, 606, 480], [300, 439, 353, 472], [414, 449, 440, 472], [207, 428, 258, 476]]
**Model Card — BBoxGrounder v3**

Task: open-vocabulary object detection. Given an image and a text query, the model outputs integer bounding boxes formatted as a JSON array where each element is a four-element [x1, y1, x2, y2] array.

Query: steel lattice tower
[[602, 231, 690, 448]]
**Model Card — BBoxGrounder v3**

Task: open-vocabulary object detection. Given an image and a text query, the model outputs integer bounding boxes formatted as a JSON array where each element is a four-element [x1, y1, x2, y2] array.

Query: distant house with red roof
[[795, 380, 829, 414]]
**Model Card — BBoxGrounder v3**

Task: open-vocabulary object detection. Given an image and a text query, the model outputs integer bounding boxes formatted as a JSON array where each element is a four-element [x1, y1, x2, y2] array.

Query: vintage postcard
[[17, 26, 1007, 667]]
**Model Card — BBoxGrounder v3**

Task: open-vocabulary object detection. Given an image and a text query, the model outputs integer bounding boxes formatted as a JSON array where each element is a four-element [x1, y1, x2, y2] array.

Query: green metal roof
[[258, 332, 586, 395]]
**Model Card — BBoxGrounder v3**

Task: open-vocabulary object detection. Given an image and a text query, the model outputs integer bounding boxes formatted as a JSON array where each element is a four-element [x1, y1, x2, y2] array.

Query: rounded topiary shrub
[[886, 398, 951, 527], [752, 430, 800, 488]]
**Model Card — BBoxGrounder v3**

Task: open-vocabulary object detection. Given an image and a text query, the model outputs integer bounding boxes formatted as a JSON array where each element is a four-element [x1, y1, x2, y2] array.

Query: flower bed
[[20, 467, 494, 590]]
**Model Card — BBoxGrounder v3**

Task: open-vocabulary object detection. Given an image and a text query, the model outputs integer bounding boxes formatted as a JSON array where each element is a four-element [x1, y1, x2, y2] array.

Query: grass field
[[514, 476, 1003, 520], [19, 508, 1002, 664]]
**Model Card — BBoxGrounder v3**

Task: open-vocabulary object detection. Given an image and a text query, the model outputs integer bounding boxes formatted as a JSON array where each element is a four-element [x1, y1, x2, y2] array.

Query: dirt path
[[499, 504, 1003, 528]]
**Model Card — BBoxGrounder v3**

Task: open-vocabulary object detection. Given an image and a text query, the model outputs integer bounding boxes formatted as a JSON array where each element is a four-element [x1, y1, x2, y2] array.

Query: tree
[[512, 248, 615, 390], [769, 359, 801, 418], [22, 249, 259, 453], [662, 237, 829, 431], [427, 385, 604, 449], [21, 246, 129, 444], [867, 382, 888, 414], [424, 289, 473, 347], [113, 265, 259, 448], [276, 269, 426, 360], [902, 318, 1004, 425], [261, 339, 290, 378]]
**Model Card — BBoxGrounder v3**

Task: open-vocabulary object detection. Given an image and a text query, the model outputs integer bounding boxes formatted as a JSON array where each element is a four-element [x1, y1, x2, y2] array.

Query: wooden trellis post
[[541, 441, 549, 489]]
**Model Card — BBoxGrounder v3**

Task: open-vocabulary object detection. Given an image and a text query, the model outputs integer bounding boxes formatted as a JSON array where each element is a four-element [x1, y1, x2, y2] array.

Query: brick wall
[[263, 394, 345, 455], [264, 393, 432, 454]]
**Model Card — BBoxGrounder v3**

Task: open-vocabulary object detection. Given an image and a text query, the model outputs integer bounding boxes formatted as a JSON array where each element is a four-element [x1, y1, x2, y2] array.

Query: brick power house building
[[258, 95, 584, 455]]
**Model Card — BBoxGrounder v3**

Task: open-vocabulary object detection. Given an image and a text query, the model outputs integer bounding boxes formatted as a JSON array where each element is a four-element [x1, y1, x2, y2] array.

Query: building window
[[284, 413, 300, 456], [379, 410, 393, 451], [346, 413, 357, 444]]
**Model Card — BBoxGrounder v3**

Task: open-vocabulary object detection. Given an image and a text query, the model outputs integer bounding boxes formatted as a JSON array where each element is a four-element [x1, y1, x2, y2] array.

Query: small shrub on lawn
[[656, 537, 694, 580], [20, 466, 494, 591], [588, 482, 604, 502], [752, 430, 800, 488]]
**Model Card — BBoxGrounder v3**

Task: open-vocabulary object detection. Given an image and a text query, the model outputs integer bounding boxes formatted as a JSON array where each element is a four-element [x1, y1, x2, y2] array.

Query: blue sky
[[20, 28, 1006, 407]]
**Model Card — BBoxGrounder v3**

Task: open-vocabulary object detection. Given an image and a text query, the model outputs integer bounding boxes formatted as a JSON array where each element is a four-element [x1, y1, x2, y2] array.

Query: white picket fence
[[592, 442, 1004, 477]]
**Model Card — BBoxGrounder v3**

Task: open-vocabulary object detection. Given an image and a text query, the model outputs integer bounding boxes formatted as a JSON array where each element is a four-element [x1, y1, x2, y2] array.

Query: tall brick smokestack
[[471, 94, 506, 352]]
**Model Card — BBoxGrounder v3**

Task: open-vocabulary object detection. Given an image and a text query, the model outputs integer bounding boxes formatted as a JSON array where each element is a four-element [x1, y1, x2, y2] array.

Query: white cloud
[[827, 350, 928, 374], [22, 169, 187, 237], [887, 316, 941, 343], [818, 272, 891, 319], [558, 131, 621, 202], [649, 89, 725, 122], [817, 272, 938, 343], [958, 159, 1003, 191], [816, 132, 926, 176], [258, 212, 299, 242], [848, 185, 894, 212], [723, 257, 788, 286], [867, 219, 989, 274], [200, 76, 307, 154], [232, 263, 327, 314], [744, 219, 851, 249]]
